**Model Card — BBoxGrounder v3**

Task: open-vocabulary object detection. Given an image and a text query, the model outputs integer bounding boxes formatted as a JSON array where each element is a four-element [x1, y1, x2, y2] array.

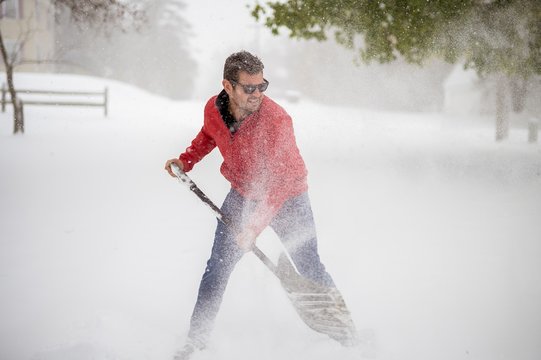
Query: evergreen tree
[[253, 0, 541, 140]]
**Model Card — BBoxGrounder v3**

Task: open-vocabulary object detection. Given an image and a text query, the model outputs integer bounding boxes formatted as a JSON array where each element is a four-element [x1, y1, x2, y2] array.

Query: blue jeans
[[187, 189, 335, 347]]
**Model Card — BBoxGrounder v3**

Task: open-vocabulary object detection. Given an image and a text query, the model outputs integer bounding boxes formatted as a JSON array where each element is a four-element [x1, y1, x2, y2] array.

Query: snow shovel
[[170, 164, 359, 346]]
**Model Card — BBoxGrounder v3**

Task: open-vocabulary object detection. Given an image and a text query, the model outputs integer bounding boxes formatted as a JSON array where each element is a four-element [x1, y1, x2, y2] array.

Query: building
[[0, 0, 55, 72]]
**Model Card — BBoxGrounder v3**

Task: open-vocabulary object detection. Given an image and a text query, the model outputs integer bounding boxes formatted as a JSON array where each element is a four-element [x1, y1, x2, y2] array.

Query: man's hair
[[223, 51, 264, 82]]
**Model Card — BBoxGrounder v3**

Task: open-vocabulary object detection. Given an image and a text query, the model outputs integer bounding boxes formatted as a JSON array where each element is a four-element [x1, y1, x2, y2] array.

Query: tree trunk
[[495, 76, 509, 141], [0, 28, 24, 134], [528, 118, 539, 143], [509, 76, 527, 113]]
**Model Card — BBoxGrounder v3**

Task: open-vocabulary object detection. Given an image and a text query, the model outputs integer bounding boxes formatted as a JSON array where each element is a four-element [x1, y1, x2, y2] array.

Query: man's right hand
[[165, 158, 184, 177]]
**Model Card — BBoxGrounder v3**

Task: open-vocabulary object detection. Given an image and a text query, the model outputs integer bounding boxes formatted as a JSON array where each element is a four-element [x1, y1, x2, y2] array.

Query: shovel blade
[[274, 253, 359, 346]]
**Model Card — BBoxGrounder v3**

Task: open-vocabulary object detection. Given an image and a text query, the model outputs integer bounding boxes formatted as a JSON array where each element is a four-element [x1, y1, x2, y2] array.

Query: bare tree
[[0, 0, 26, 133], [55, 0, 196, 100]]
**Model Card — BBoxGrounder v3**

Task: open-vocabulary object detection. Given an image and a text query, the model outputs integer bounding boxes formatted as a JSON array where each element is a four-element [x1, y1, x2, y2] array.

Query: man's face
[[224, 71, 265, 117]]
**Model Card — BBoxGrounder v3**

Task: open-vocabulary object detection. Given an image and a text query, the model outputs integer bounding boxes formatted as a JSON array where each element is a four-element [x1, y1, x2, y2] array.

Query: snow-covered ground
[[1, 73, 540, 360]]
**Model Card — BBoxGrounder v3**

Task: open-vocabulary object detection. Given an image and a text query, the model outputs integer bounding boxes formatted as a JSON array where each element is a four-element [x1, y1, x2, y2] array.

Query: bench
[[1, 84, 108, 117]]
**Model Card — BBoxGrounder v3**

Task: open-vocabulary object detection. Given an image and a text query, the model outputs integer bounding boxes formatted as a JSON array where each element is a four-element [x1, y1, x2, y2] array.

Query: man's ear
[[222, 79, 233, 95]]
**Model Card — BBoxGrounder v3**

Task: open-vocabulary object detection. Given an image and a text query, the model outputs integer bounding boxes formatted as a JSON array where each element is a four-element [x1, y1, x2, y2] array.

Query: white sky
[[184, 0, 276, 97]]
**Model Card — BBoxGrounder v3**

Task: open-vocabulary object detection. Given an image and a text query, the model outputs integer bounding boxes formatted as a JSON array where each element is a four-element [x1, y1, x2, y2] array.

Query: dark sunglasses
[[230, 79, 269, 94]]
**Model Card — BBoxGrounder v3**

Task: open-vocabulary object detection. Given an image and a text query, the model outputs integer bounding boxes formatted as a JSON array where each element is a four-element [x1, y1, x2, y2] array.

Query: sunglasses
[[230, 79, 269, 94]]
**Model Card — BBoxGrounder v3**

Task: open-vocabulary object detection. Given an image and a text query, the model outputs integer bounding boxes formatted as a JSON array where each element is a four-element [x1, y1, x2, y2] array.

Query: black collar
[[215, 90, 237, 133]]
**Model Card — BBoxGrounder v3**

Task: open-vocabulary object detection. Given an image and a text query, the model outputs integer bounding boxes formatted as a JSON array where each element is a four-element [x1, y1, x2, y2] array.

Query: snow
[[1, 72, 541, 360]]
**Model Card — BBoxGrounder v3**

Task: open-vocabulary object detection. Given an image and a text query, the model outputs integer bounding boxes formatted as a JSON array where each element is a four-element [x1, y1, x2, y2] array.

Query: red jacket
[[179, 94, 308, 235]]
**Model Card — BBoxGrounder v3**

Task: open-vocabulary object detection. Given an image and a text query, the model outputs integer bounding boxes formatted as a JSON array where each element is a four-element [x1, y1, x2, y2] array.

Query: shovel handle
[[251, 246, 279, 275], [170, 163, 280, 274]]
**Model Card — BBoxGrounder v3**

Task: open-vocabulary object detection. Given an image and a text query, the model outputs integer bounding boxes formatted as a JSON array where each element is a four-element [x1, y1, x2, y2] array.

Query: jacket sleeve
[[179, 126, 216, 172]]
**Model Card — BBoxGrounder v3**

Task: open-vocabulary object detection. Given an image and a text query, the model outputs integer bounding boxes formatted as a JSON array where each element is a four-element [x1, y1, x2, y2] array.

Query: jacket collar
[[215, 90, 237, 133]]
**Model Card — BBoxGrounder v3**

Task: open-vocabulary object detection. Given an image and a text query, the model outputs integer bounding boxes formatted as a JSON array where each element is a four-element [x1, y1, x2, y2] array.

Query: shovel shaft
[[252, 246, 279, 275], [170, 164, 279, 276], [171, 164, 227, 224]]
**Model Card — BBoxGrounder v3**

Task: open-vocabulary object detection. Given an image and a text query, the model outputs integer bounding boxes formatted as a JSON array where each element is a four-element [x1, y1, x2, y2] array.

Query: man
[[165, 51, 337, 359]]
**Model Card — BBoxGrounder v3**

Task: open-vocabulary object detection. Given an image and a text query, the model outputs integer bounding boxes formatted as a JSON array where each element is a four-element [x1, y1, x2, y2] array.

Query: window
[[1, 0, 22, 19]]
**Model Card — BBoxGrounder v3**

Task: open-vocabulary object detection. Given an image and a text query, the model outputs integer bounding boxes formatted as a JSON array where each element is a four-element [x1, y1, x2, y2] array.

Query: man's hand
[[236, 228, 257, 252], [165, 159, 184, 177]]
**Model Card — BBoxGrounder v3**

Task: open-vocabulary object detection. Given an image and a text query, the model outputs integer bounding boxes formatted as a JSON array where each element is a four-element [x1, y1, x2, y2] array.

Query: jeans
[[186, 188, 335, 347]]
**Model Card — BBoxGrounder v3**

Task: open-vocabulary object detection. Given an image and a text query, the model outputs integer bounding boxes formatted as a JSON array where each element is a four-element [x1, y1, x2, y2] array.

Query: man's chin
[[247, 99, 262, 110]]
